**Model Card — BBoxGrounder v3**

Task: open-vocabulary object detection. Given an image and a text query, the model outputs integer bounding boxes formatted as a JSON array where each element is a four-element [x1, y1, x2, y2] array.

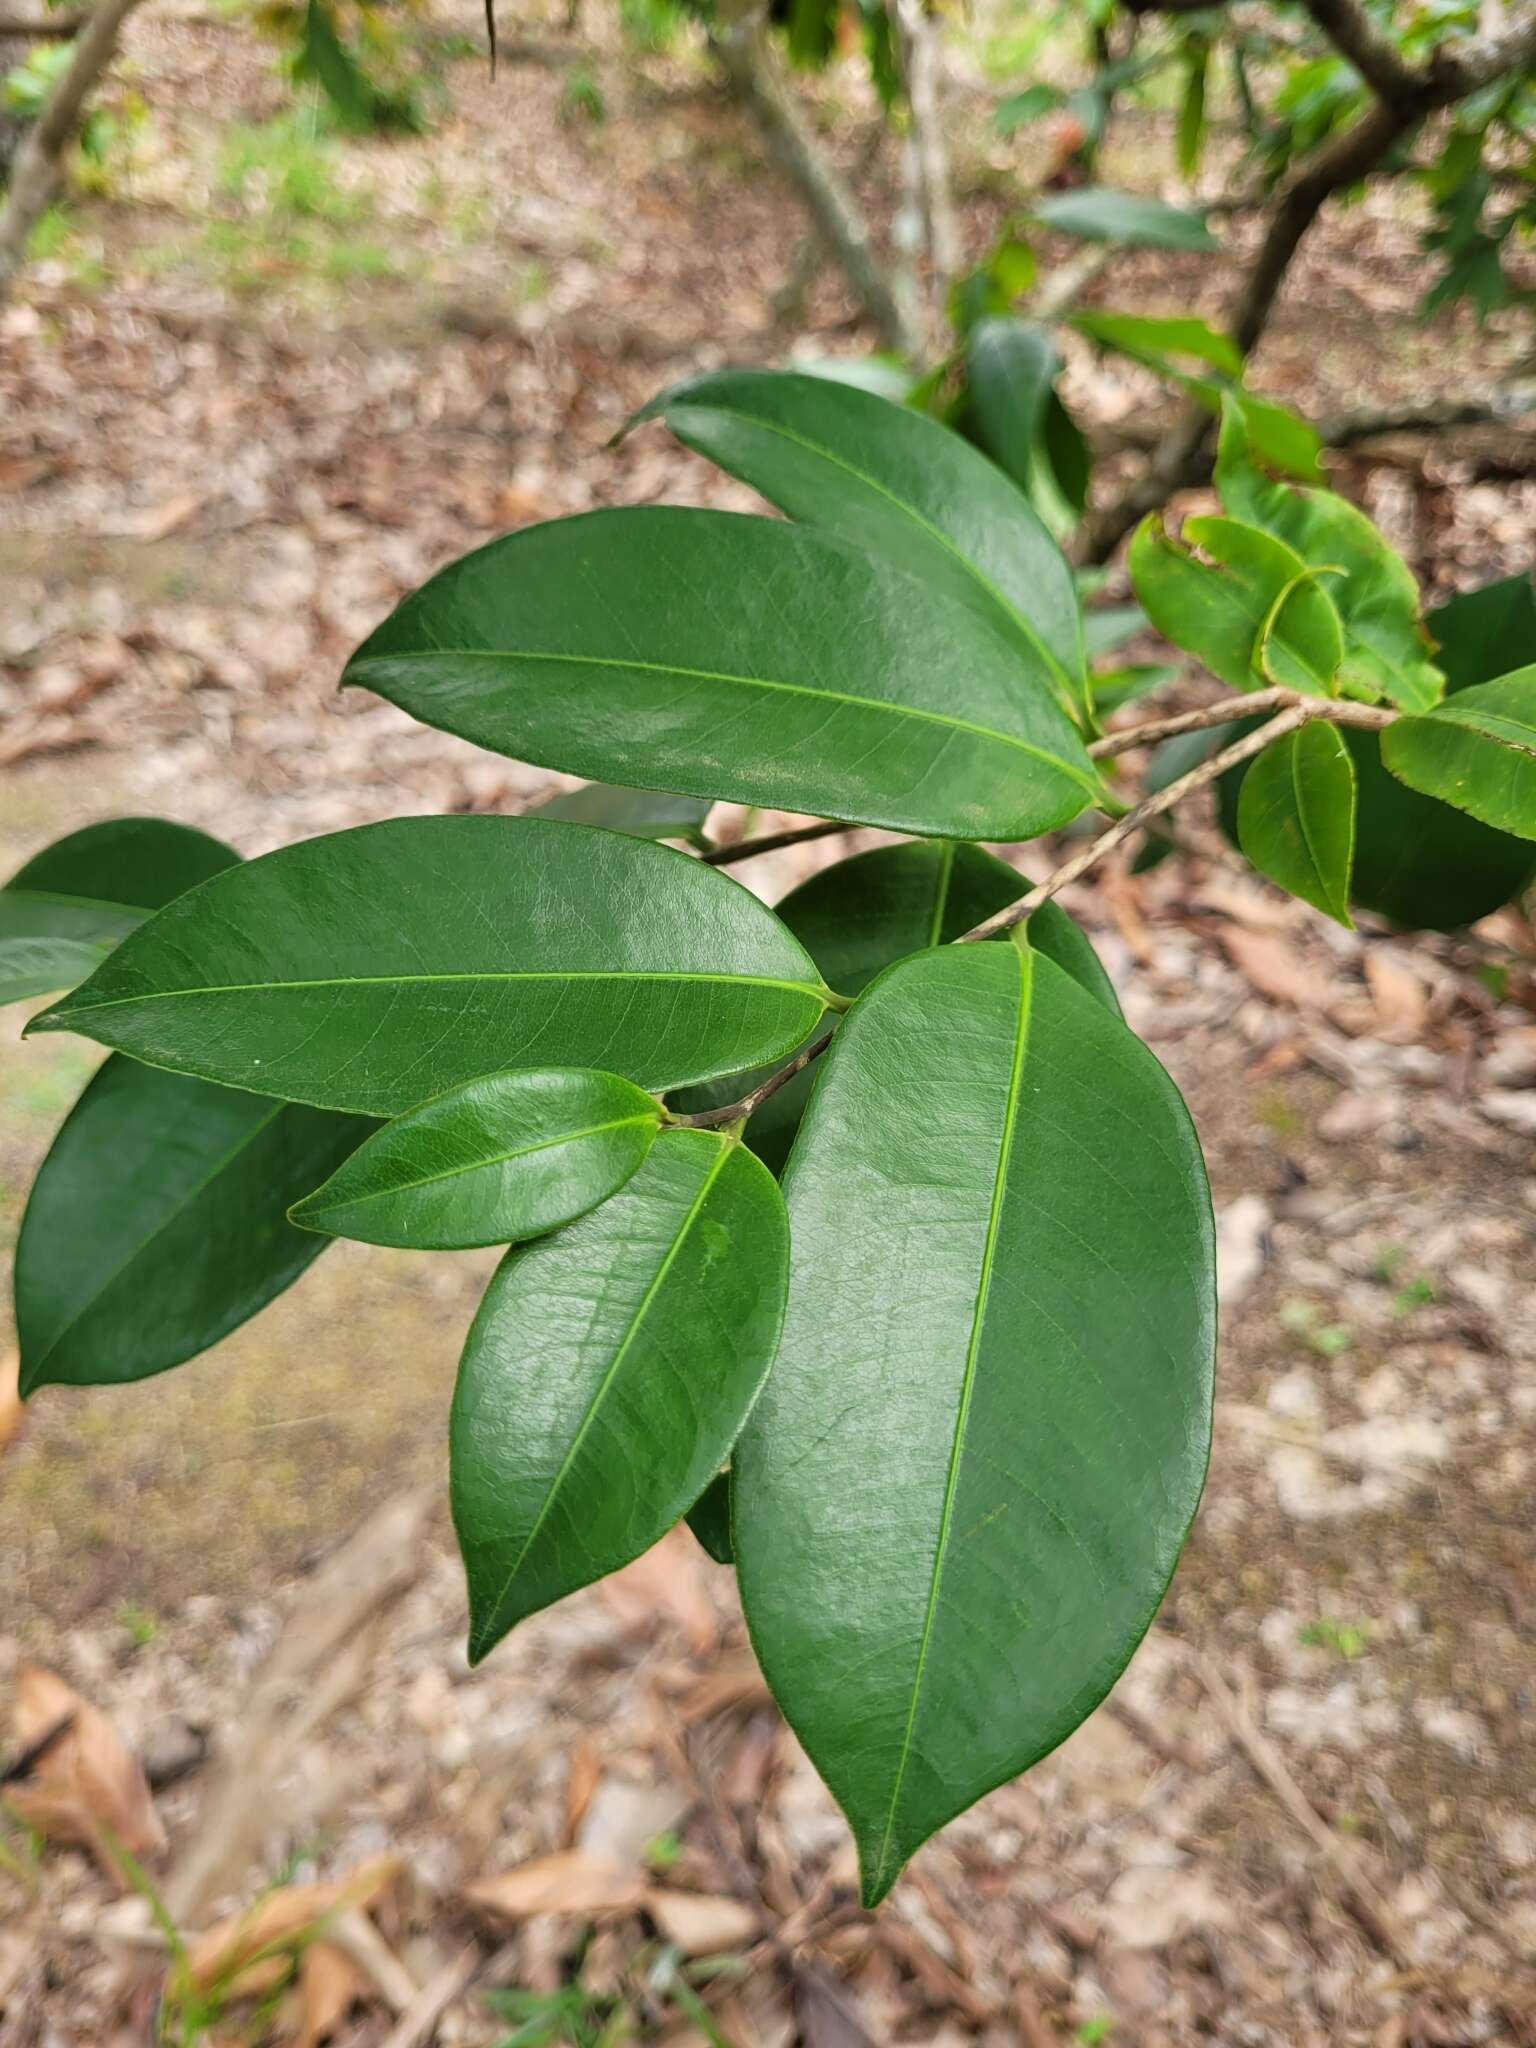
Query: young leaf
[[290, 1068, 664, 1250], [1130, 513, 1343, 695], [685, 1469, 734, 1565], [1381, 667, 1536, 840], [345, 509, 1101, 841], [628, 369, 1086, 717], [1237, 722, 1357, 925], [16, 1058, 371, 1396], [454, 1129, 787, 1658], [29, 818, 832, 1115], [670, 841, 1118, 1173], [1215, 402, 1443, 709], [531, 782, 714, 846], [1033, 186, 1218, 251], [735, 945, 1215, 1904]]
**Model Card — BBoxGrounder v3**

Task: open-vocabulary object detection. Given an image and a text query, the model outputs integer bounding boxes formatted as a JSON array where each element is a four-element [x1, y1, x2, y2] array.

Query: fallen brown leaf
[[563, 1735, 602, 1848], [646, 1889, 760, 1957], [1362, 951, 1430, 1043], [0, 1350, 22, 1456], [597, 1528, 717, 1654], [1218, 927, 1341, 1012], [296, 1940, 368, 2048], [464, 1850, 646, 1923], [7, 1665, 168, 1880], [187, 1853, 403, 1992], [135, 492, 203, 542]]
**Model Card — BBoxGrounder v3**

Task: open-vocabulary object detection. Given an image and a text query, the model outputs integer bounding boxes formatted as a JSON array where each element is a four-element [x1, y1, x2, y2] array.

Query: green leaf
[[1082, 603, 1147, 659], [0, 816, 239, 949], [1130, 513, 1343, 696], [1033, 186, 1218, 251], [290, 1068, 664, 1250], [344, 508, 1101, 840], [629, 370, 1086, 722], [0, 937, 112, 1006], [685, 1469, 734, 1565], [531, 782, 714, 846], [1237, 722, 1356, 925], [1091, 664, 1179, 717], [994, 82, 1062, 135], [16, 1057, 372, 1396], [1382, 667, 1536, 840], [454, 1128, 787, 1658], [1216, 402, 1442, 709], [1429, 571, 1536, 691], [735, 945, 1214, 1904], [670, 841, 1119, 1174], [1071, 310, 1243, 379], [964, 320, 1092, 559], [0, 817, 241, 1005], [30, 818, 831, 1115], [1177, 47, 1208, 178]]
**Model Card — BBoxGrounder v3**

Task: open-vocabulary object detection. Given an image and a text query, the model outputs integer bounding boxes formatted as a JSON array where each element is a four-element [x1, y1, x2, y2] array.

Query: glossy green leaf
[[1071, 310, 1242, 379], [1237, 721, 1356, 925], [16, 1057, 372, 1395], [0, 937, 112, 1006], [344, 508, 1101, 840], [1, 817, 239, 936], [1130, 513, 1343, 696], [454, 1128, 787, 1657], [290, 1068, 664, 1250], [735, 945, 1214, 1904], [30, 818, 831, 1115], [1033, 185, 1218, 251], [1216, 402, 1442, 709], [671, 841, 1119, 1174], [531, 781, 714, 845], [1382, 667, 1536, 839], [628, 369, 1086, 719], [686, 1469, 734, 1565]]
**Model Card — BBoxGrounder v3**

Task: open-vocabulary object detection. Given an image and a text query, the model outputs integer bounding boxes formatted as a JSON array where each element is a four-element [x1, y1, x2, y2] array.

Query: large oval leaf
[[1382, 666, 1536, 840], [291, 1067, 663, 1249], [0, 817, 240, 1002], [344, 508, 1101, 842], [29, 818, 831, 1115], [454, 1127, 788, 1658], [671, 841, 1118, 1174], [735, 943, 1215, 1903], [630, 370, 1086, 715], [16, 1057, 372, 1395]]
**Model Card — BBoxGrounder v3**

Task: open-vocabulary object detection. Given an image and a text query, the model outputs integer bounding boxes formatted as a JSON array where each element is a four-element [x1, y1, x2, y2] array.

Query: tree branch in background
[[0, 0, 142, 301], [1084, 1, 1536, 561], [0, 12, 84, 33], [712, 6, 924, 362], [893, 0, 961, 314]]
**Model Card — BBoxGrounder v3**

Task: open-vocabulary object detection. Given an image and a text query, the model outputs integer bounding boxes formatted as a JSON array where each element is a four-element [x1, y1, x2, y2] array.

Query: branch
[[710, 12, 924, 361], [0, 0, 142, 303], [1089, 687, 1291, 757], [671, 1022, 839, 1128], [0, 12, 84, 32], [893, 0, 961, 300], [959, 694, 1397, 942], [701, 818, 849, 866]]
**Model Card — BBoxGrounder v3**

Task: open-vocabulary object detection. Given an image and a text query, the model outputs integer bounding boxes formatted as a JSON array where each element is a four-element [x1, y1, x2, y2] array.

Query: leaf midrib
[[1439, 709, 1536, 759], [352, 648, 1100, 800], [471, 1132, 732, 1654], [668, 401, 1079, 698], [47, 967, 831, 1022], [869, 945, 1035, 1895], [23, 1092, 288, 1386]]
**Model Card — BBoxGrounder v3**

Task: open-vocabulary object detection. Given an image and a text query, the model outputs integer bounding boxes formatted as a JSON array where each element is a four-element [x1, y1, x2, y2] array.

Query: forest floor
[[2, 5, 1535, 2044]]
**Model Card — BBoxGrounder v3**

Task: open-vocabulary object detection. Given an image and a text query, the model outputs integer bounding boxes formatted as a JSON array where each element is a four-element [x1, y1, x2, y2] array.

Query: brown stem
[[1090, 688, 1291, 757], [701, 819, 849, 866], [670, 1024, 838, 1129]]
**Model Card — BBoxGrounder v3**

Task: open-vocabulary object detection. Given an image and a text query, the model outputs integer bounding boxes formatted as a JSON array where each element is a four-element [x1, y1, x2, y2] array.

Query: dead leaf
[[674, 1652, 772, 1726], [464, 1850, 645, 1923], [1362, 952, 1429, 1043], [597, 1528, 717, 1653], [0, 1350, 22, 1456], [134, 492, 203, 542], [646, 1889, 760, 1956], [7, 1665, 168, 1880], [1218, 927, 1340, 1012], [296, 1941, 368, 2048], [187, 1854, 403, 1991], [563, 1735, 602, 1848]]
